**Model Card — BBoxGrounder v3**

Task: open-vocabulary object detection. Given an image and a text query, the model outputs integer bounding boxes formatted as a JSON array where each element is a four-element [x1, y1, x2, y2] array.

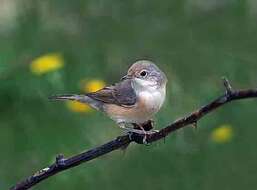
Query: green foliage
[[1, 0, 257, 189]]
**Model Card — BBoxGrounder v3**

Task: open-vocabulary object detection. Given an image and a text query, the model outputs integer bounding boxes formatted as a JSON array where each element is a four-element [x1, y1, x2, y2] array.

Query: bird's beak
[[121, 75, 132, 80]]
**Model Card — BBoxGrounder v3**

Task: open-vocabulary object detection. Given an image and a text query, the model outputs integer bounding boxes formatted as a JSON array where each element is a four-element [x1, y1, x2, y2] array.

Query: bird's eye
[[140, 70, 148, 77]]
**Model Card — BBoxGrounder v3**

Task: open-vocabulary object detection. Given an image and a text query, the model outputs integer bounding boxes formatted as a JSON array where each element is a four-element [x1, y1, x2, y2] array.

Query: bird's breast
[[104, 87, 166, 124], [137, 88, 165, 114]]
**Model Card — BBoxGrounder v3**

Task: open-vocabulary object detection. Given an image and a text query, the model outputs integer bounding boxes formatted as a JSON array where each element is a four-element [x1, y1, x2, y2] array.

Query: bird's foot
[[122, 127, 154, 145], [118, 122, 158, 145]]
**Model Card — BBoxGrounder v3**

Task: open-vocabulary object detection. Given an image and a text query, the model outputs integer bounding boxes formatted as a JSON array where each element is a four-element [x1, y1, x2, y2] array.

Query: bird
[[49, 60, 167, 140]]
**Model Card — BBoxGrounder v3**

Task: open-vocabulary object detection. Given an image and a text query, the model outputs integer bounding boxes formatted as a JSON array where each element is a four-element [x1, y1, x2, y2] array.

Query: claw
[[142, 137, 150, 145], [118, 122, 157, 144], [128, 132, 133, 140]]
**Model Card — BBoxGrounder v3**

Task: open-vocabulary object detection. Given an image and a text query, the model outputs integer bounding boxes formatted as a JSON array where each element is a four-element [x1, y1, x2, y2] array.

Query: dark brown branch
[[10, 78, 257, 190]]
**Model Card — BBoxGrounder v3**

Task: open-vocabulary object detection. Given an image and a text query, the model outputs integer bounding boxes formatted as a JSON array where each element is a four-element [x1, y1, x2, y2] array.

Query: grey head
[[123, 60, 167, 89]]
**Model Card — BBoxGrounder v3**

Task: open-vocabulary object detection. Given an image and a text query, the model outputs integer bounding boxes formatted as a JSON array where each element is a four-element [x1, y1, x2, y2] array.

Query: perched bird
[[50, 60, 167, 138]]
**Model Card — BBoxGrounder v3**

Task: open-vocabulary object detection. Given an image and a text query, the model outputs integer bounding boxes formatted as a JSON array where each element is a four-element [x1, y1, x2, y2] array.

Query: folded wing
[[86, 79, 137, 107]]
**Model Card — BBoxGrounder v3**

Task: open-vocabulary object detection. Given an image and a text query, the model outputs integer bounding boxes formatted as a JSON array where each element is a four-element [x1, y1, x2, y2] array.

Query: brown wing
[[86, 79, 137, 106]]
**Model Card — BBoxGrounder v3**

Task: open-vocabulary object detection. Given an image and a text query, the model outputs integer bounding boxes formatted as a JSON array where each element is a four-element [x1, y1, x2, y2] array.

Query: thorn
[[222, 77, 233, 95], [56, 154, 66, 166]]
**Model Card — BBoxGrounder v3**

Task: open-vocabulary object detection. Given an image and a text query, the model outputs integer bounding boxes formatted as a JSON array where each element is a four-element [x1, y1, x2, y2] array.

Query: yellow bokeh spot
[[30, 53, 64, 75], [66, 101, 92, 113], [211, 124, 233, 143], [82, 79, 106, 93]]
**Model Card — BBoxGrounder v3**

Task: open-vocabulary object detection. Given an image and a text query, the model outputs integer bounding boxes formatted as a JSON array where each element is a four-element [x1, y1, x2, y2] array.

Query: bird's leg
[[130, 123, 156, 135], [118, 122, 155, 144], [140, 120, 159, 133], [140, 120, 153, 131], [118, 123, 148, 134], [138, 125, 149, 145], [148, 120, 159, 133], [118, 122, 135, 134], [132, 123, 159, 145]]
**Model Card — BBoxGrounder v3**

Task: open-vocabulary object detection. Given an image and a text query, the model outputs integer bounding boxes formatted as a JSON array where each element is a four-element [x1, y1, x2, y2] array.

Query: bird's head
[[122, 60, 167, 91]]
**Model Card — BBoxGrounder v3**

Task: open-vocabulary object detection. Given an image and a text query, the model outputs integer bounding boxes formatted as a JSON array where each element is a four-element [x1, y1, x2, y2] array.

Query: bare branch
[[10, 80, 257, 190]]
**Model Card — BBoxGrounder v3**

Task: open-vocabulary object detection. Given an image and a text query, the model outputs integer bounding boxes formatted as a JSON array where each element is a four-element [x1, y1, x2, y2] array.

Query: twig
[[10, 79, 257, 190], [222, 77, 233, 95]]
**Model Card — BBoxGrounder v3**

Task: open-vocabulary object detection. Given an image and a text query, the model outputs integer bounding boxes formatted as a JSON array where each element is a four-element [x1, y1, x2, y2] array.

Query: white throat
[[132, 78, 159, 92], [132, 78, 166, 115]]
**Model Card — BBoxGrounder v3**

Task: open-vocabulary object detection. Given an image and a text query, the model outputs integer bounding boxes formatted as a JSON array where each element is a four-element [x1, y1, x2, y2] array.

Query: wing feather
[[86, 79, 136, 106]]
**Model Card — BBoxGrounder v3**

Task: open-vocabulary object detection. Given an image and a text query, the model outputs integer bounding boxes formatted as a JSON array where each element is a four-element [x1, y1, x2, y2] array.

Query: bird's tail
[[49, 94, 103, 110], [49, 94, 85, 102]]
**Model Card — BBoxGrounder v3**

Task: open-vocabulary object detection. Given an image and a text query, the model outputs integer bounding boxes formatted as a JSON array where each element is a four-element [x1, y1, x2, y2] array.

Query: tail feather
[[49, 94, 84, 101], [49, 94, 103, 111]]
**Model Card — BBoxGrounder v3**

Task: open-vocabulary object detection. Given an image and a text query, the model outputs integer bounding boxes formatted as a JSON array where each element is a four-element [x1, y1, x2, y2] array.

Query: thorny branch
[[10, 78, 257, 190]]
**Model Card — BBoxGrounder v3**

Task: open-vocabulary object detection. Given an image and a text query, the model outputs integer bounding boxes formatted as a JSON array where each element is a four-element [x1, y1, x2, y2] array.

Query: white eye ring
[[140, 70, 148, 77]]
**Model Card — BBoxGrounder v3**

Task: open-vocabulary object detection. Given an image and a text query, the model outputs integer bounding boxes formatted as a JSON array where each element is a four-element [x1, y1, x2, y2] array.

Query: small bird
[[50, 60, 167, 138]]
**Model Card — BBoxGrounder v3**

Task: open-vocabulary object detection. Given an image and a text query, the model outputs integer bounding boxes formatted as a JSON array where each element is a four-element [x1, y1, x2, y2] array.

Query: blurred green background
[[1, 0, 257, 189]]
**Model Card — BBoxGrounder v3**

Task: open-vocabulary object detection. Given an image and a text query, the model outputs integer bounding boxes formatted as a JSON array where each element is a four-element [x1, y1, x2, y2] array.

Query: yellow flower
[[82, 79, 106, 93], [211, 124, 233, 143], [66, 101, 92, 113], [30, 53, 64, 75]]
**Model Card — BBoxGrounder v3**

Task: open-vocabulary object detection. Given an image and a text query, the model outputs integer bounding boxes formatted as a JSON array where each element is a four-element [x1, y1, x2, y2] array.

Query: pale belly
[[104, 90, 165, 124]]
